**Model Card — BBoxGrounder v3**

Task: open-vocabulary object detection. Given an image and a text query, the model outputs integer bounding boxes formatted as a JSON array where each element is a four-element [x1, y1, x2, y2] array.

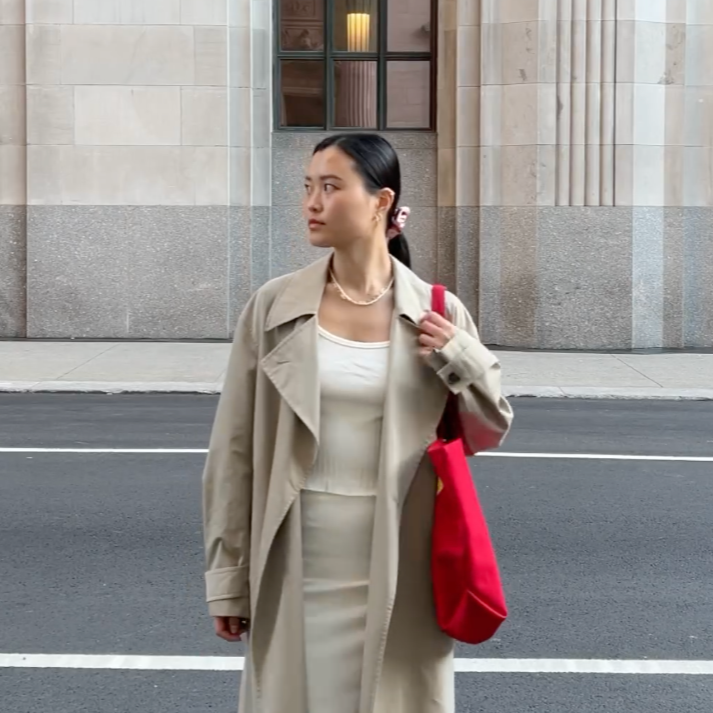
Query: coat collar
[[264, 253, 429, 331]]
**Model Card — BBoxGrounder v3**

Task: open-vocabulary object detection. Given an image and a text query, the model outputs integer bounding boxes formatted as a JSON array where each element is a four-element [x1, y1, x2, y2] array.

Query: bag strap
[[431, 285, 460, 442]]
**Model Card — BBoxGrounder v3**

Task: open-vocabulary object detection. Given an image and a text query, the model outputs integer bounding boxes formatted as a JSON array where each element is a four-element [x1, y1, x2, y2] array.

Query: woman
[[202, 134, 513, 713]]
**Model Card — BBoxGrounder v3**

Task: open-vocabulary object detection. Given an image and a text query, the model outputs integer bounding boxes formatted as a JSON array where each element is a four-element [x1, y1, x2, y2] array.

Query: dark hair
[[313, 133, 412, 269]]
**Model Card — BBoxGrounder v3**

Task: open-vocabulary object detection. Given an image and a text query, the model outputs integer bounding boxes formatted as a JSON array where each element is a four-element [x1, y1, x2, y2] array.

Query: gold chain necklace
[[329, 269, 394, 307]]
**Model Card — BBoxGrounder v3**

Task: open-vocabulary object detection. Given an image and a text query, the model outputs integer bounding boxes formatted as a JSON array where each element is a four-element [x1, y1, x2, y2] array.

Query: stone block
[[75, 86, 181, 145], [27, 86, 74, 145], [61, 25, 194, 85]]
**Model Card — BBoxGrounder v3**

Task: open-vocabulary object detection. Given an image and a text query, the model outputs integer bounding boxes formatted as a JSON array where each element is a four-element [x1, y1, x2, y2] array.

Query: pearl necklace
[[329, 269, 394, 307]]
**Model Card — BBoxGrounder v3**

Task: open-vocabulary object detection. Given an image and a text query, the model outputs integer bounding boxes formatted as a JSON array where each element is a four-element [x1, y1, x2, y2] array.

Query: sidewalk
[[1, 341, 713, 400]]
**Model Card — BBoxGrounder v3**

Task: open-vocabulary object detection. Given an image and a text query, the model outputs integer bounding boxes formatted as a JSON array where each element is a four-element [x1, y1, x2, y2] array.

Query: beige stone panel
[[489, 83, 557, 146], [456, 25, 480, 88], [27, 86, 74, 145], [0, 86, 26, 145], [0, 145, 26, 204], [75, 86, 181, 146], [618, 0, 667, 22], [437, 28, 456, 149], [437, 148, 455, 207], [0, 25, 24, 84], [479, 146, 501, 205], [667, 0, 687, 23], [61, 26, 195, 86], [183, 87, 228, 146], [195, 26, 228, 86], [27, 145, 230, 205], [251, 27, 269, 90], [0, 0, 24, 24], [230, 147, 250, 206], [500, 144, 555, 206], [185, 147, 228, 205], [229, 26, 250, 88], [26, 145, 62, 204], [228, 87, 250, 148], [685, 0, 713, 25], [73, 0, 180, 24], [615, 83, 634, 144], [664, 23, 687, 85], [632, 145, 665, 205], [456, 85, 480, 148], [664, 84, 686, 146], [181, 0, 227, 25], [684, 86, 713, 147], [251, 146, 271, 207], [440, 0, 456, 31], [501, 22, 540, 84], [480, 85, 501, 147], [227, 0, 251, 28], [455, 146, 480, 206], [458, 0, 480, 26], [664, 145, 684, 206], [614, 145, 634, 205], [482, 0, 540, 24], [633, 84, 666, 145], [686, 26, 713, 86], [682, 147, 713, 206], [27, 0, 73, 23], [252, 88, 270, 149], [615, 21, 636, 83], [26, 24, 61, 85], [480, 23, 502, 85], [537, 14, 558, 83], [634, 22, 668, 85]]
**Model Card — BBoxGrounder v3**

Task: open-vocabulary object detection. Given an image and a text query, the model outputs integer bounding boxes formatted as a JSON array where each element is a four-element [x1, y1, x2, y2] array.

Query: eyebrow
[[304, 174, 343, 182]]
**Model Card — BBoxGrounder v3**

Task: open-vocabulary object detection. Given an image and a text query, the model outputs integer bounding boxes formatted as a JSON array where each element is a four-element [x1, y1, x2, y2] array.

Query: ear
[[376, 187, 396, 216]]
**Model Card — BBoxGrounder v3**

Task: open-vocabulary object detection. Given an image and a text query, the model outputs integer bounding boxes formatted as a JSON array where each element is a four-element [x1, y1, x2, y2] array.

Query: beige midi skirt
[[300, 489, 377, 713]]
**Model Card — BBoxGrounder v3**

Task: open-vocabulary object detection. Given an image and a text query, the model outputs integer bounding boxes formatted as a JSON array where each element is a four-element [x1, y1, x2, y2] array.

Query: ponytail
[[388, 233, 411, 269]]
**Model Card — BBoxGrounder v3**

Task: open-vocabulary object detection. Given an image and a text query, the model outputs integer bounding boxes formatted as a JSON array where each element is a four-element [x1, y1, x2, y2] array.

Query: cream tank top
[[303, 326, 390, 496]]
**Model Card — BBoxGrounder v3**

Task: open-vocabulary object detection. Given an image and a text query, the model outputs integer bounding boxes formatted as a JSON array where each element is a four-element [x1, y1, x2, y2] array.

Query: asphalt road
[[1, 395, 712, 712]]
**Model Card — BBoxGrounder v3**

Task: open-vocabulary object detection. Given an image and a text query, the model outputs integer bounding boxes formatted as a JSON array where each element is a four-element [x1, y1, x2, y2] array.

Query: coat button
[[447, 372, 460, 385]]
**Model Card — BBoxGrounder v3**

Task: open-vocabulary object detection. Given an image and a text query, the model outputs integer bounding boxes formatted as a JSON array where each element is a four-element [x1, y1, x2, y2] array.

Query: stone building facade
[[1, 0, 712, 348]]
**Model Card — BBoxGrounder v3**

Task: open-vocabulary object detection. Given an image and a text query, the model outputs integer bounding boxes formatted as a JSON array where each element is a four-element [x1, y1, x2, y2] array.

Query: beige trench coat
[[202, 254, 513, 713]]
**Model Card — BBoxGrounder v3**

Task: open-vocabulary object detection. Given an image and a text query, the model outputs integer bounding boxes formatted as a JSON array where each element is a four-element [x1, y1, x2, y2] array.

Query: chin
[[307, 232, 335, 249]]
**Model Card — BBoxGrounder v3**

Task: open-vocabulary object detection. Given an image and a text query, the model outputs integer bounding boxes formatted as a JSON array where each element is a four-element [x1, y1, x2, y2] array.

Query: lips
[[308, 220, 325, 229]]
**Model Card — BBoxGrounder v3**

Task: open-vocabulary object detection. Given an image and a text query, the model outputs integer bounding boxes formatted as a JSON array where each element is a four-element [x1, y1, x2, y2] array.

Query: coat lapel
[[359, 261, 449, 713]]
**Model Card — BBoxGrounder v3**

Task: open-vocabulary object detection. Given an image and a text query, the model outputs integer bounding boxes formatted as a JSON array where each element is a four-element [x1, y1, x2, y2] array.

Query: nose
[[306, 190, 322, 214]]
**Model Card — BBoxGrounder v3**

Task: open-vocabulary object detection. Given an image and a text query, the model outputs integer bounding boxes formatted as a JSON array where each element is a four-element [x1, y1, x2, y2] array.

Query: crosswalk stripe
[[2, 654, 713, 675]]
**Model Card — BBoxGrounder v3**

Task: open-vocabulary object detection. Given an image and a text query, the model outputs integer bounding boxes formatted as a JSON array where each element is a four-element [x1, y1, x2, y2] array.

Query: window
[[276, 0, 435, 130]]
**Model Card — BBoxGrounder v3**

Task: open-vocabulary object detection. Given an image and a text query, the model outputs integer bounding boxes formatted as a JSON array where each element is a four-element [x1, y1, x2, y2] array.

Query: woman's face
[[303, 146, 390, 250]]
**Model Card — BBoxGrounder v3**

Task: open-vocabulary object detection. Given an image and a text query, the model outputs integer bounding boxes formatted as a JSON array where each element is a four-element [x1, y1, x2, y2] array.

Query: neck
[[331, 242, 393, 296]]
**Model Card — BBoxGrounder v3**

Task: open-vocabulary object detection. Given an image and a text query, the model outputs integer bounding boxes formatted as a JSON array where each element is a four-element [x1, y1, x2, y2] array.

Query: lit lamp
[[339, 1, 377, 127], [346, 12, 370, 52]]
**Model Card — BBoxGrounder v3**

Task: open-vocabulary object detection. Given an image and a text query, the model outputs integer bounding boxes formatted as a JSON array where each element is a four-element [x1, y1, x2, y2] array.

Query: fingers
[[214, 616, 246, 642], [419, 311, 456, 356]]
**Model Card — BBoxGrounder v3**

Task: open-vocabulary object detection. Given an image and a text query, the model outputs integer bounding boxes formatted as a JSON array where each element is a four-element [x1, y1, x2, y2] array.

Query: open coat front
[[202, 255, 513, 713]]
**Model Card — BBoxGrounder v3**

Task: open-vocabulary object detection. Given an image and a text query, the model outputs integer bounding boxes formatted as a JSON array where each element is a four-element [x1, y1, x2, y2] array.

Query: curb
[[2, 382, 713, 400]]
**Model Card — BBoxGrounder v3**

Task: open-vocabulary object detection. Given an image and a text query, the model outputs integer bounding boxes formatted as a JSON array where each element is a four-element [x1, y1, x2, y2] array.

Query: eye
[[304, 184, 312, 194], [324, 183, 336, 193]]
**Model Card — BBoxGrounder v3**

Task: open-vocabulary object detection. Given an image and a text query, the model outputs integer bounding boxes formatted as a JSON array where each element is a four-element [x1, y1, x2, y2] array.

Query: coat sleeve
[[202, 297, 257, 619], [427, 293, 513, 455]]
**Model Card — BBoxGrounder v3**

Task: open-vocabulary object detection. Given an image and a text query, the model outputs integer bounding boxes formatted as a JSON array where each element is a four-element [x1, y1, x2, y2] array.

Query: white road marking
[[2, 654, 713, 675], [0, 448, 711, 462]]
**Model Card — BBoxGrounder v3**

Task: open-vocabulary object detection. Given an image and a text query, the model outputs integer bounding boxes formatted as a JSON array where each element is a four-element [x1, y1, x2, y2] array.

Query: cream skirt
[[300, 489, 377, 713]]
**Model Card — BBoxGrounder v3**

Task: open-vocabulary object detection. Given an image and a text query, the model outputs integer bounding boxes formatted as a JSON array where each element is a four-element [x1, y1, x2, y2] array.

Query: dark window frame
[[274, 0, 437, 131]]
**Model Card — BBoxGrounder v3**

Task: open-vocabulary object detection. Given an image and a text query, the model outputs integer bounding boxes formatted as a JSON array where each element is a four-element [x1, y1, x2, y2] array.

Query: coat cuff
[[206, 565, 250, 606], [208, 596, 251, 619], [430, 329, 498, 395]]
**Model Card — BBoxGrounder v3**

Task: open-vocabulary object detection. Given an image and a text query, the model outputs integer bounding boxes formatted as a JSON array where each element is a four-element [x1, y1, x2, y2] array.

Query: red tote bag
[[427, 284, 508, 645]]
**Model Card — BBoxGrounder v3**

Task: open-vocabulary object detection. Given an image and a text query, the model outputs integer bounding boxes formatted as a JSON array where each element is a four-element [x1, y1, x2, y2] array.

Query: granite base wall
[[5, 203, 713, 348], [0, 206, 27, 338]]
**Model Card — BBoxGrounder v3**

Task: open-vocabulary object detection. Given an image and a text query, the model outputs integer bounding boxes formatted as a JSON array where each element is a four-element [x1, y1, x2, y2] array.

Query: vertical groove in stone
[[600, 0, 616, 206], [556, 0, 572, 205], [585, 1, 602, 205], [570, 0, 587, 205]]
